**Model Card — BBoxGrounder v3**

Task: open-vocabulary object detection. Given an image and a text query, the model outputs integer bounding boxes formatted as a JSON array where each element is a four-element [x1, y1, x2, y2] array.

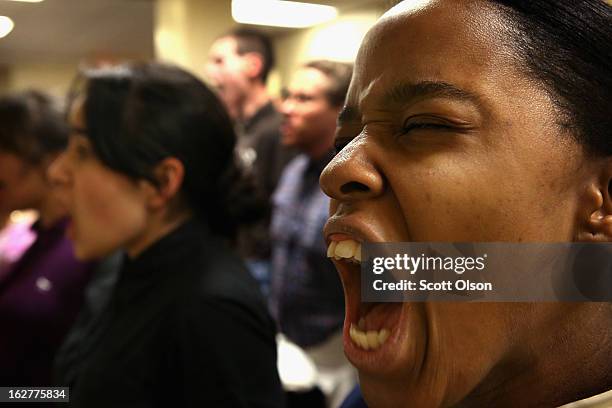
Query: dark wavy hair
[[0, 90, 68, 163], [489, 0, 612, 156], [68, 63, 264, 238]]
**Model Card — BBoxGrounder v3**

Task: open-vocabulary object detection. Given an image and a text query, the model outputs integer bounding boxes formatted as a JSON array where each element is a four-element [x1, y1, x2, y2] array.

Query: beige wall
[[2, 61, 78, 99], [274, 6, 385, 92], [0, 66, 9, 94], [2, 2, 386, 99], [154, 0, 386, 97], [155, 0, 235, 81]]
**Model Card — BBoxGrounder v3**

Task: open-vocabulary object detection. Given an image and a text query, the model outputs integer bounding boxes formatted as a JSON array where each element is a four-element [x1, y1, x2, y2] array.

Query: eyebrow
[[385, 80, 480, 106], [338, 80, 481, 126]]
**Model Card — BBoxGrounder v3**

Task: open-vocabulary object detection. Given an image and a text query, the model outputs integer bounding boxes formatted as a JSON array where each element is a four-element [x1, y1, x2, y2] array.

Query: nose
[[280, 97, 295, 117], [319, 137, 384, 202], [47, 150, 71, 188]]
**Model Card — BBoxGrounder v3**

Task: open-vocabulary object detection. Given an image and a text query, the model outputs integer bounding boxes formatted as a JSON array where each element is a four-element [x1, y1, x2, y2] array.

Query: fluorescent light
[[0, 0, 44, 3], [232, 0, 337, 28], [0, 16, 14, 39]]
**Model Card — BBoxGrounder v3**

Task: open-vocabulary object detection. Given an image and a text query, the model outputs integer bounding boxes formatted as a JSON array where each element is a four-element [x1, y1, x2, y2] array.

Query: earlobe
[[578, 167, 612, 242]]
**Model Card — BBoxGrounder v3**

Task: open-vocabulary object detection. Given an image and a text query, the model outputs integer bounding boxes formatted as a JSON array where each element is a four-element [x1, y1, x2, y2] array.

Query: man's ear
[[578, 161, 612, 242], [243, 52, 264, 80], [141, 157, 185, 211]]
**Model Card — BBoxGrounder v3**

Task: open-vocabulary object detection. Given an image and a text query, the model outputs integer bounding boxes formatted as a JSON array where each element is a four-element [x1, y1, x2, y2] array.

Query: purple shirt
[[0, 218, 92, 386]]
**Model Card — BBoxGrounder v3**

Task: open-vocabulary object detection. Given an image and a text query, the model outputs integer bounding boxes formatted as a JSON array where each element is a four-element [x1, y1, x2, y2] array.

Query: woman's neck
[[125, 210, 193, 259]]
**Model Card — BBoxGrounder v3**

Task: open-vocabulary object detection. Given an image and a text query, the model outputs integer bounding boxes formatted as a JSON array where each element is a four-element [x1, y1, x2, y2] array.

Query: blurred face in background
[[0, 150, 49, 214], [206, 36, 250, 119], [48, 98, 152, 260], [280, 67, 339, 155]]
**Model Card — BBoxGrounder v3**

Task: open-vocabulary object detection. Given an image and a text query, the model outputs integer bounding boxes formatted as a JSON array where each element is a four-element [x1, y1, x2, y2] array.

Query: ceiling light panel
[[232, 0, 338, 28]]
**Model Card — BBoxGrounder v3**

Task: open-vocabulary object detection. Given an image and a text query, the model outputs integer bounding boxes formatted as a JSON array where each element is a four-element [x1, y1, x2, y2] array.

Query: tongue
[[359, 302, 402, 331]]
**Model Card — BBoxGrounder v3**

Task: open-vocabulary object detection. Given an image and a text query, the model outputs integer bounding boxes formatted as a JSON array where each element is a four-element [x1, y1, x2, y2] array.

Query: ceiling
[[0, 0, 390, 65], [1, 0, 609, 65], [0, 0, 155, 64]]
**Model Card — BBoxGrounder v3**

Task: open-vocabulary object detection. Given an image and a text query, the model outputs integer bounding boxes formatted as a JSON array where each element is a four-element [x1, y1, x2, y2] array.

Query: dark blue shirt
[[270, 151, 344, 348]]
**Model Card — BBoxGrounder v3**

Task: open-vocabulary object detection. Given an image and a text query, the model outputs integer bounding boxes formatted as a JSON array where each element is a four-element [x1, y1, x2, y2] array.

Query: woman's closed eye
[[402, 122, 453, 133], [399, 117, 475, 140]]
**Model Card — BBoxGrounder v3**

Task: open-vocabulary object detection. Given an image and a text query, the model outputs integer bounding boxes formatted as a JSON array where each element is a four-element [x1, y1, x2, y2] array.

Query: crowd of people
[[0, 0, 610, 407]]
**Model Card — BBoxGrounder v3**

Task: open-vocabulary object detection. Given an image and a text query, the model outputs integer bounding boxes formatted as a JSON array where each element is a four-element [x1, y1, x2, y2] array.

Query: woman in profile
[[0, 91, 91, 387], [49, 63, 283, 407]]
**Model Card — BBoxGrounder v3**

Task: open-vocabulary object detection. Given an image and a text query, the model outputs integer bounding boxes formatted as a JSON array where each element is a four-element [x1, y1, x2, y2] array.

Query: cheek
[[422, 303, 519, 396], [71, 174, 147, 258], [389, 151, 576, 242], [300, 108, 336, 136]]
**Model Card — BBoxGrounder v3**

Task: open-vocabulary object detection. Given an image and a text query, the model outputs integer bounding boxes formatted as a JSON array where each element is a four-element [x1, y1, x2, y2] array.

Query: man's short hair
[[226, 28, 275, 83], [304, 60, 353, 107]]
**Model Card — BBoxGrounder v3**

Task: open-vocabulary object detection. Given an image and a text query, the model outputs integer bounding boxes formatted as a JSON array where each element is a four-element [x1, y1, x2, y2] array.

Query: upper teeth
[[327, 239, 361, 263]]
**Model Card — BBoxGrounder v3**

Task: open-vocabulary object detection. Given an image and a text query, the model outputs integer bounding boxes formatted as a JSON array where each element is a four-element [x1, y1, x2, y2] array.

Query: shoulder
[[177, 235, 275, 334]]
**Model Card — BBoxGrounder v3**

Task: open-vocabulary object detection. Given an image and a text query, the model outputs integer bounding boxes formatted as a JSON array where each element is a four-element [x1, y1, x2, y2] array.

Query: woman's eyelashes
[[70, 140, 92, 160], [333, 119, 470, 153], [404, 122, 449, 130], [398, 118, 476, 141], [400, 122, 453, 135]]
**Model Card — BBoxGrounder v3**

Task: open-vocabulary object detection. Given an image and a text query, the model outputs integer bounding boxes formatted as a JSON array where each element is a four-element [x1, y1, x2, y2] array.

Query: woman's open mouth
[[327, 235, 414, 373]]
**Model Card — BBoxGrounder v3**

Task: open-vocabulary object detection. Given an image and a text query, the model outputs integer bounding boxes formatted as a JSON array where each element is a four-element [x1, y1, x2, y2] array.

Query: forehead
[[209, 36, 239, 57], [350, 0, 516, 109], [288, 67, 331, 94]]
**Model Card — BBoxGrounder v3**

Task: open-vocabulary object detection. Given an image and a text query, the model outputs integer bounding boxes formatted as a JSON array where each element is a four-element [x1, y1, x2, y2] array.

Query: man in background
[[271, 60, 354, 407], [206, 28, 295, 293]]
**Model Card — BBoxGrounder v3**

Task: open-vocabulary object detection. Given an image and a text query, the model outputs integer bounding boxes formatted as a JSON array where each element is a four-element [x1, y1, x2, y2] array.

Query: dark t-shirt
[[65, 220, 284, 408], [235, 102, 297, 259]]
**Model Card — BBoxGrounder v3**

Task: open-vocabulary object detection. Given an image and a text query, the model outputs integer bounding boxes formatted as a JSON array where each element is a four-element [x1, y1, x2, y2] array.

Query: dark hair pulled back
[[71, 63, 263, 238], [489, 0, 612, 156]]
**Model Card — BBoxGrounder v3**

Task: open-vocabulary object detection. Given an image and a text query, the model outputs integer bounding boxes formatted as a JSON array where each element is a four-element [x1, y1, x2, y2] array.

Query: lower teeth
[[350, 324, 390, 350]]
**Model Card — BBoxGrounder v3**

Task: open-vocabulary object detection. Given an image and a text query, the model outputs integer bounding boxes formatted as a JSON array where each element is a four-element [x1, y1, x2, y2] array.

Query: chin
[[72, 243, 93, 261], [72, 240, 110, 261]]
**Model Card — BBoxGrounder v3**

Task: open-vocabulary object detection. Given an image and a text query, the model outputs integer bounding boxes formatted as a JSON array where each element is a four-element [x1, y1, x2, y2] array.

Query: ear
[[141, 157, 185, 211], [243, 52, 264, 80], [577, 161, 612, 242]]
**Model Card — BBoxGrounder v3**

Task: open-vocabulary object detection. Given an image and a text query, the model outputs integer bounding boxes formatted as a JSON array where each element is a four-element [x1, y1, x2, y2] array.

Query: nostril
[[340, 181, 370, 195]]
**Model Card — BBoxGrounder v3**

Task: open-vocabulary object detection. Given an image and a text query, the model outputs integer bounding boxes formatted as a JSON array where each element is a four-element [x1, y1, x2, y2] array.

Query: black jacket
[[66, 220, 284, 408]]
